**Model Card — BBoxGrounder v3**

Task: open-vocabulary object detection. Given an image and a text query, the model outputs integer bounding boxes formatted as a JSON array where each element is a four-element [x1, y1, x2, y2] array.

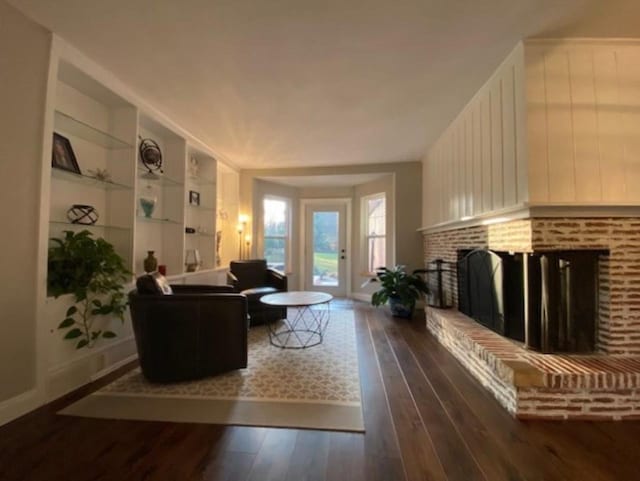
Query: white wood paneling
[[525, 39, 640, 204], [514, 52, 529, 204], [568, 50, 601, 202], [490, 81, 505, 210], [617, 47, 640, 200], [422, 43, 527, 227], [423, 39, 640, 229], [525, 48, 549, 202], [472, 103, 482, 215], [464, 115, 473, 216], [545, 51, 576, 202], [480, 96, 493, 212]]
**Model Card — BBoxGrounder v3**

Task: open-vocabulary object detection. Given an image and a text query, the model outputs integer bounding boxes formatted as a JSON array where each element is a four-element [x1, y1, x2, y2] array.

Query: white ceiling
[[259, 173, 390, 188], [9, 0, 640, 169]]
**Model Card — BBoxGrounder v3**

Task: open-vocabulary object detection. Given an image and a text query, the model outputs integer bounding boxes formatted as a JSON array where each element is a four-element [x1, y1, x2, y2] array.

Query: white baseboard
[[0, 388, 41, 427], [89, 353, 137, 381], [47, 336, 137, 401], [349, 293, 424, 309], [350, 293, 371, 303]]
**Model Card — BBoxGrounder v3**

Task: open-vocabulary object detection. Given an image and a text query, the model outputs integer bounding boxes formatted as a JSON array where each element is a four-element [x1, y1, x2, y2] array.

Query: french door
[[303, 201, 349, 297]]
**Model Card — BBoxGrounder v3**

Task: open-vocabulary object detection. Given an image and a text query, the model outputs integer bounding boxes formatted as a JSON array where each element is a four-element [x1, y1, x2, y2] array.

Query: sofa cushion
[[136, 273, 173, 295]]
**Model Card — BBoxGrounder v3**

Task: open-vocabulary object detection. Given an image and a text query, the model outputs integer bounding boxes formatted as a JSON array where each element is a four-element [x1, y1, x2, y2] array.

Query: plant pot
[[389, 296, 414, 319]]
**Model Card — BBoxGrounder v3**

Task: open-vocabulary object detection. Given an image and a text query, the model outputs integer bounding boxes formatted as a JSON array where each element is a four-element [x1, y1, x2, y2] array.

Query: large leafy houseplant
[[48, 230, 131, 349], [369, 265, 429, 318]]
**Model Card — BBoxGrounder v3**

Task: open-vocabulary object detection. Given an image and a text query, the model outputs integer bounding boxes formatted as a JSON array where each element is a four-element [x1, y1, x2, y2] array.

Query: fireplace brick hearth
[[423, 217, 640, 419]]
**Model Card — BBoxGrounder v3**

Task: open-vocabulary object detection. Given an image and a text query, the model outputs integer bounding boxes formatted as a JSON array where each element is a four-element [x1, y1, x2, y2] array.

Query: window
[[364, 193, 386, 273], [263, 196, 290, 271]]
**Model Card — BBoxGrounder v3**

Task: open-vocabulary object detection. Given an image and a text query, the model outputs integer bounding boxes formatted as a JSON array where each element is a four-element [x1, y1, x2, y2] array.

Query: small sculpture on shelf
[[185, 248, 201, 272], [138, 137, 163, 179], [87, 168, 112, 183], [67, 204, 98, 225]]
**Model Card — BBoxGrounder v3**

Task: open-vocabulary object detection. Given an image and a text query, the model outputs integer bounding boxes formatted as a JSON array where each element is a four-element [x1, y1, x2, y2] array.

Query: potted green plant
[[368, 265, 429, 318], [48, 230, 131, 349]]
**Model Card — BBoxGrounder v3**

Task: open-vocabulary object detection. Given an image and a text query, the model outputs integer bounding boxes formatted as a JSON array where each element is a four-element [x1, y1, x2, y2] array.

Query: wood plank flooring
[[0, 302, 638, 481]]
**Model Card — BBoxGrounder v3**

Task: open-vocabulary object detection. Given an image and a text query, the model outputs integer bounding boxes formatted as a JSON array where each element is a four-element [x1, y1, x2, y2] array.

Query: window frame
[[262, 195, 292, 272], [362, 192, 386, 274]]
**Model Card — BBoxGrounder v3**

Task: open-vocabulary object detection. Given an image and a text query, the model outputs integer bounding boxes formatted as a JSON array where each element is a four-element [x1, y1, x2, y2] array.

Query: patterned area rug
[[60, 309, 364, 432]]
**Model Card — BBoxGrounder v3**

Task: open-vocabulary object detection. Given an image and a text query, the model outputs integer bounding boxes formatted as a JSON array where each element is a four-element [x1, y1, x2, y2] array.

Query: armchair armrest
[[226, 272, 240, 291], [267, 268, 288, 291], [171, 284, 236, 294]]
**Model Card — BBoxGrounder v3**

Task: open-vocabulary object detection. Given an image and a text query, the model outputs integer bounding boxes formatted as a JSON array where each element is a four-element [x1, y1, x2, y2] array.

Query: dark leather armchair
[[227, 259, 288, 326], [128, 282, 248, 383]]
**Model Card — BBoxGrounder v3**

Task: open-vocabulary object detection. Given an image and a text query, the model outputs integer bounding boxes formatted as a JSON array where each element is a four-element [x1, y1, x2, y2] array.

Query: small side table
[[260, 291, 333, 349]]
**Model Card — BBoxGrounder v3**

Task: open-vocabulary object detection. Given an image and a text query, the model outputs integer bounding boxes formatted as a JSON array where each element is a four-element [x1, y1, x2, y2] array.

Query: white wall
[[525, 39, 640, 204], [422, 43, 528, 227], [0, 0, 51, 421]]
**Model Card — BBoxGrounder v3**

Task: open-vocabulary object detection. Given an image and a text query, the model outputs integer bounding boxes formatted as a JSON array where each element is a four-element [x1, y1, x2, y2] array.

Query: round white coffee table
[[260, 291, 333, 349]]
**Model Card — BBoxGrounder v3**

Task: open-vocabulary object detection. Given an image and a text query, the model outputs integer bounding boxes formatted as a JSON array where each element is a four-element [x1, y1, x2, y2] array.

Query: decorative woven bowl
[[67, 204, 99, 225]]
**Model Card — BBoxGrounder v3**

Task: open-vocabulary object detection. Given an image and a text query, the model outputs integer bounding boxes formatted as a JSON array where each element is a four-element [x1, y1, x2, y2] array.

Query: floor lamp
[[237, 224, 243, 259], [237, 215, 248, 259]]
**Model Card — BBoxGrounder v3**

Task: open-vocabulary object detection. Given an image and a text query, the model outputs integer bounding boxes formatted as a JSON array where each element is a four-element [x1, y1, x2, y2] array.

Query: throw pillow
[[136, 273, 173, 295]]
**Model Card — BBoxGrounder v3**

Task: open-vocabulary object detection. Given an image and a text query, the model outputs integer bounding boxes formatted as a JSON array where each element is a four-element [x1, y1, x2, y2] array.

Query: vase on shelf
[[188, 156, 199, 178], [143, 251, 158, 273], [185, 248, 201, 272], [139, 183, 157, 218]]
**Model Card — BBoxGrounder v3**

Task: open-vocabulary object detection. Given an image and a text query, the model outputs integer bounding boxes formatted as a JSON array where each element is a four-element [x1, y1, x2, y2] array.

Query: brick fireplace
[[423, 217, 640, 420]]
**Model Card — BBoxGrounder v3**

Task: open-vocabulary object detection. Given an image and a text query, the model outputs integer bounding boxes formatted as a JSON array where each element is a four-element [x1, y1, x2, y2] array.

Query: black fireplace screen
[[456, 248, 602, 353]]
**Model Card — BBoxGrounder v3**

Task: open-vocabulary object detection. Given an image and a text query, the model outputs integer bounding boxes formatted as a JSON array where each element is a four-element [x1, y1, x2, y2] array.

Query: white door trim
[[299, 198, 352, 297]]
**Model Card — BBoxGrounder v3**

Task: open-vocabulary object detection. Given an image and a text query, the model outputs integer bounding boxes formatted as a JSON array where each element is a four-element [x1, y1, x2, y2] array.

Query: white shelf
[[49, 220, 131, 232], [187, 175, 216, 187], [185, 231, 216, 238], [137, 172, 183, 187], [54, 110, 133, 149], [136, 215, 181, 225], [187, 203, 215, 212], [51, 167, 132, 190]]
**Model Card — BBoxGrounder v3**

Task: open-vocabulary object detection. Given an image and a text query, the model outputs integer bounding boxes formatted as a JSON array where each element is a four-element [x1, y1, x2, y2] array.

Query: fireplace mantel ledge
[[419, 203, 640, 234]]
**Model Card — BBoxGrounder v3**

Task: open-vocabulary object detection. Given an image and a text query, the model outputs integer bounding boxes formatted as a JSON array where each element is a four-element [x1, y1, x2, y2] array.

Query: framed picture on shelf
[[52, 133, 81, 174], [189, 190, 200, 206]]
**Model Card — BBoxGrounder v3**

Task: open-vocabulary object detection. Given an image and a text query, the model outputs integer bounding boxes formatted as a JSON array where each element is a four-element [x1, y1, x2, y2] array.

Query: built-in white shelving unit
[[37, 36, 240, 401], [44, 59, 239, 282], [48, 60, 137, 270]]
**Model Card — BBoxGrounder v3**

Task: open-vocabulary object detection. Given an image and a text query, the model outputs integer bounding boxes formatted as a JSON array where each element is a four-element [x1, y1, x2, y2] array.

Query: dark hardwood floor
[[1, 302, 638, 481]]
